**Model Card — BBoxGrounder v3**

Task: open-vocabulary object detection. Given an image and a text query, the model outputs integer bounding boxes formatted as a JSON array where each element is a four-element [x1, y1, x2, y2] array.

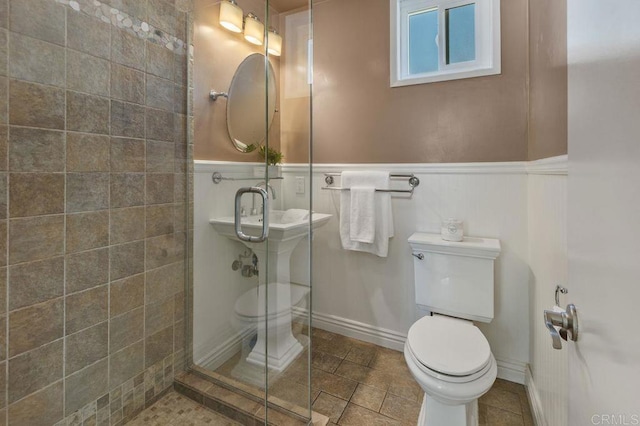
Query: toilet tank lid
[[408, 232, 501, 259]]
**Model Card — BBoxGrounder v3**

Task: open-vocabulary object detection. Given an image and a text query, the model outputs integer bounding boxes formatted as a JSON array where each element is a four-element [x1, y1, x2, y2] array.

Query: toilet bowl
[[404, 315, 497, 426], [407, 232, 501, 426]]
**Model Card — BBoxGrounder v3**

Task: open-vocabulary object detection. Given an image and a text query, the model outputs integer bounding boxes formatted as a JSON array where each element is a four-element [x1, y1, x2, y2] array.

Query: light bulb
[[219, 0, 243, 33], [244, 13, 264, 46], [267, 29, 282, 56]]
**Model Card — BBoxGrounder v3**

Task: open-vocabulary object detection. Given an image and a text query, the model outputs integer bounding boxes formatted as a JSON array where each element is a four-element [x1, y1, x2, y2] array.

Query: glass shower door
[[189, 0, 314, 424], [262, 3, 315, 423]]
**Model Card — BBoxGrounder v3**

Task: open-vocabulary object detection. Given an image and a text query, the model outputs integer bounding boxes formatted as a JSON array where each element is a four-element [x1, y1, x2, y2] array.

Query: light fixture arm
[[210, 90, 229, 101]]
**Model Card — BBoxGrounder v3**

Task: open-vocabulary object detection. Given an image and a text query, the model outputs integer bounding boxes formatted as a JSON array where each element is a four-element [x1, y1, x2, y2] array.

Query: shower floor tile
[[126, 391, 241, 425]]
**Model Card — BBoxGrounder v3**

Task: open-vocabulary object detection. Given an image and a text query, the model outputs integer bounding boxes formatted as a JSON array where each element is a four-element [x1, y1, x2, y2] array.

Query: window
[[391, 0, 501, 87]]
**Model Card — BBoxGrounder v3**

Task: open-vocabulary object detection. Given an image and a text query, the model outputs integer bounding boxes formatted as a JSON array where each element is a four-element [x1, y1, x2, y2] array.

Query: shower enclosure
[[186, 0, 316, 423]]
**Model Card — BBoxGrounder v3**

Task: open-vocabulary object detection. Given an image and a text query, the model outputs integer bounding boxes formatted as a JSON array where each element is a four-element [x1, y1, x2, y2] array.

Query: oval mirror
[[226, 53, 277, 153]]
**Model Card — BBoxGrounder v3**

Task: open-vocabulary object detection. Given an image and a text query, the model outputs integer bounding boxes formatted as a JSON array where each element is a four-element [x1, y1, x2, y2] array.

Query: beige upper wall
[[194, 0, 568, 163], [295, 0, 530, 164], [528, 0, 568, 160], [193, 0, 281, 162]]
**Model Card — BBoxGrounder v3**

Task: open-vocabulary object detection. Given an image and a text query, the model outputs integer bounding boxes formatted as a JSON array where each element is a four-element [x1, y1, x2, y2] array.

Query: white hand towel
[[349, 186, 376, 243], [281, 209, 309, 223], [340, 171, 394, 257]]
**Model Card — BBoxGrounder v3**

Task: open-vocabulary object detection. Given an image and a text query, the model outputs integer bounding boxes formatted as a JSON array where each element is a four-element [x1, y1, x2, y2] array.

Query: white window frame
[[390, 0, 501, 87]]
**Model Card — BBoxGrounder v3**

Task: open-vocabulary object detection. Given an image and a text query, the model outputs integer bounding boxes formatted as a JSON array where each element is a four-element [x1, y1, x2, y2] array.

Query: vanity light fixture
[[244, 13, 264, 46], [267, 28, 282, 56], [219, 0, 243, 33], [219, 3, 281, 52]]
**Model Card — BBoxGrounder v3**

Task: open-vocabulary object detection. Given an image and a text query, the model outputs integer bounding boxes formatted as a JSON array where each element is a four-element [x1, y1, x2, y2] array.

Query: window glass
[[446, 3, 476, 64], [392, 0, 500, 87], [409, 9, 439, 74]]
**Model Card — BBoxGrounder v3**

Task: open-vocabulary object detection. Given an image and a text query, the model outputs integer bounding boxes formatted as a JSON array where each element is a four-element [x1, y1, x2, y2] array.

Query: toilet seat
[[404, 342, 498, 407], [407, 315, 492, 380], [407, 343, 493, 384]]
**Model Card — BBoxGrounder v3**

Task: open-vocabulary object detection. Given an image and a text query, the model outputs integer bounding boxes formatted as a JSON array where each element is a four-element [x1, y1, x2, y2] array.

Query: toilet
[[406, 233, 501, 426]]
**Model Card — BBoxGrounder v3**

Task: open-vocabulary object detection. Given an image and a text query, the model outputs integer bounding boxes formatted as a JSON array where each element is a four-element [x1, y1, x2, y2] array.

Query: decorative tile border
[[54, 0, 188, 54], [174, 371, 267, 426], [54, 350, 185, 426]]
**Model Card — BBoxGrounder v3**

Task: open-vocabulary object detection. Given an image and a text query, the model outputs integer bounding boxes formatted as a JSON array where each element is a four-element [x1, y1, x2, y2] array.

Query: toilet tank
[[408, 233, 501, 323]]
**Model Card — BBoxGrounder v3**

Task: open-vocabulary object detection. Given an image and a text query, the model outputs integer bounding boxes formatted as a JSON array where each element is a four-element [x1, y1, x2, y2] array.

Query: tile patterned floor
[[132, 328, 534, 426], [301, 328, 534, 426], [127, 392, 242, 426]]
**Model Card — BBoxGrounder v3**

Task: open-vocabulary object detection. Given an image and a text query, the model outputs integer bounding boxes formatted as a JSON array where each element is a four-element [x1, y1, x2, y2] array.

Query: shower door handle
[[234, 187, 269, 242]]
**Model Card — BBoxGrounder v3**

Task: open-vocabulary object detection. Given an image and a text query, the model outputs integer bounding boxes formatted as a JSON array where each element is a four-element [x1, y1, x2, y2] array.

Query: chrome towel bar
[[212, 171, 284, 184], [322, 173, 420, 194]]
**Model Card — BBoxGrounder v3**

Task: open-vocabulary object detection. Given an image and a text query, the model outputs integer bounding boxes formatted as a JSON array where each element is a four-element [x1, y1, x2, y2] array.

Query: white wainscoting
[[282, 161, 531, 384], [192, 161, 286, 365], [526, 366, 548, 426], [527, 155, 568, 425], [193, 157, 567, 394]]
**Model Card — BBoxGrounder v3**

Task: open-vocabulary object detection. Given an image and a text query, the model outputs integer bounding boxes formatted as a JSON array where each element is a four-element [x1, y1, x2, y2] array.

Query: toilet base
[[418, 394, 479, 426]]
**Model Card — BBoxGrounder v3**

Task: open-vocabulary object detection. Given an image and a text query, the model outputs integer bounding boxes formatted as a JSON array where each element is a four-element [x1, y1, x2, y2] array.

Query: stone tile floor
[[301, 328, 534, 426], [132, 328, 534, 425]]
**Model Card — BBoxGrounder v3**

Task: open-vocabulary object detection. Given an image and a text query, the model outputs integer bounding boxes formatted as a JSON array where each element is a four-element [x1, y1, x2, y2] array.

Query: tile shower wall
[[0, 0, 191, 424]]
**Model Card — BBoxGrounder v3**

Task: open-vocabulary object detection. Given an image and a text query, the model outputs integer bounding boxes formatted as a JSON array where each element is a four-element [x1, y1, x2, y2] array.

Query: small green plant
[[244, 143, 257, 153], [258, 145, 284, 166]]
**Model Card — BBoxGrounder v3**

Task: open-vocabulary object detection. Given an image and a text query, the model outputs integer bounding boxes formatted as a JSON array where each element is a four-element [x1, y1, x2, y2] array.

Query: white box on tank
[[408, 233, 501, 323]]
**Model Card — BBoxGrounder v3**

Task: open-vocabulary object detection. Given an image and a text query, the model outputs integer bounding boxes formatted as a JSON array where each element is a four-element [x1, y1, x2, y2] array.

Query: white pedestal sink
[[209, 210, 331, 372]]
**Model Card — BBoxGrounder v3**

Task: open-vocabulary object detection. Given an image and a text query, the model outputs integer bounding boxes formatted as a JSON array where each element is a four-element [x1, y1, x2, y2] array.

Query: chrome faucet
[[251, 181, 276, 215], [256, 181, 276, 200]]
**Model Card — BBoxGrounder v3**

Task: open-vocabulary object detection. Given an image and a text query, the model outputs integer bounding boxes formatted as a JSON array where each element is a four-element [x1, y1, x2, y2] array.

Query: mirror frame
[[226, 53, 277, 153]]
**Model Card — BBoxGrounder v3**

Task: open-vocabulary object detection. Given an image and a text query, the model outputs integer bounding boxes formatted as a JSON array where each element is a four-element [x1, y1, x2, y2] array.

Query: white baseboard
[[311, 311, 407, 351], [495, 357, 527, 385], [312, 311, 527, 384], [526, 366, 547, 426], [196, 309, 527, 385], [196, 326, 255, 370]]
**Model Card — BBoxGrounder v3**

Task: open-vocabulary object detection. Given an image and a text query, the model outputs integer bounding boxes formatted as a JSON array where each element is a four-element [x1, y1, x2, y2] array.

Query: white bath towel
[[349, 186, 375, 242], [340, 171, 394, 257], [281, 209, 309, 223]]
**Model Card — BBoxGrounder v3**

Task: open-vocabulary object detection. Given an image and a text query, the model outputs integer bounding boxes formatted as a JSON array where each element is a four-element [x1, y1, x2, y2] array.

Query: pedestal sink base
[[234, 283, 309, 373], [227, 334, 310, 387], [245, 335, 304, 373], [210, 211, 332, 374]]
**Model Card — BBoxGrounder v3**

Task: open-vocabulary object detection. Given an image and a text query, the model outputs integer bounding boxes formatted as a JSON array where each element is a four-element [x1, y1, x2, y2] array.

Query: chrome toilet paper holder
[[555, 285, 568, 306]]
